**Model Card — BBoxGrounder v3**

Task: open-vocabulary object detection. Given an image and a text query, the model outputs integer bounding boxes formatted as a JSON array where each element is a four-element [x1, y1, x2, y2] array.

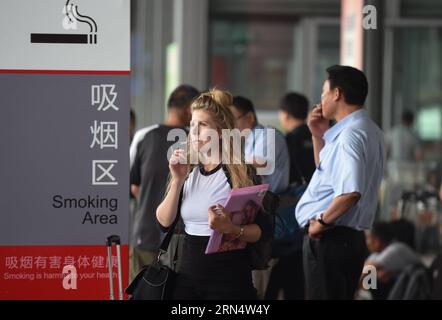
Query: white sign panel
[[0, 0, 129, 71]]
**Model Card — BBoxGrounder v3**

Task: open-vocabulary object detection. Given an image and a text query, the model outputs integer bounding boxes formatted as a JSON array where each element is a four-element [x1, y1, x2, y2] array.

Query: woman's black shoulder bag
[[125, 189, 183, 300]]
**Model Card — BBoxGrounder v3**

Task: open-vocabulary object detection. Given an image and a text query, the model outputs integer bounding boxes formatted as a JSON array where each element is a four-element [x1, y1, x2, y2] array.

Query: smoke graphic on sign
[[30, 0, 98, 45]]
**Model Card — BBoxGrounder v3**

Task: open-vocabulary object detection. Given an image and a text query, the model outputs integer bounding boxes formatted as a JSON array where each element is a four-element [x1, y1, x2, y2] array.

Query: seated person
[[363, 222, 421, 299]]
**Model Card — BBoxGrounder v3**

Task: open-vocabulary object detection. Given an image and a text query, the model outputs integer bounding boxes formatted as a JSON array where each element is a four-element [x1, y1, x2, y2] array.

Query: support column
[[174, 0, 209, 91], [364, 0, 384, 127]]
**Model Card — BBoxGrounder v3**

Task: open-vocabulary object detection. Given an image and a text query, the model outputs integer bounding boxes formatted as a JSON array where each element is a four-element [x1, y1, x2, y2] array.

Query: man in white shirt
[[229, 96, 290, 194], [296, 65, 384, 299]]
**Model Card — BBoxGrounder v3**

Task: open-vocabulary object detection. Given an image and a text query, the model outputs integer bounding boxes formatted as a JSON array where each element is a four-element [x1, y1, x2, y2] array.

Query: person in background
[[296, 65, 385, 299], [390, 218, 415, 250], [229, 96, 289, 194], [264, 93, 315, 300], [278, 92, 315, 185], [129, 109, 137, 255], [383, 110, 423, 221], [440, 181, 442, 203], [229, 96, 290, 299], [129, 85, 199, 281], [364, 222, 420, 300], [130, 108, 136, 144], [385, 110, 422, 162]]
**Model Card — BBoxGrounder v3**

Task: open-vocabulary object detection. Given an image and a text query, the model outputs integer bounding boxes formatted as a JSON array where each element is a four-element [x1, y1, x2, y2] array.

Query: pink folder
[[205, 184, 269, 254]]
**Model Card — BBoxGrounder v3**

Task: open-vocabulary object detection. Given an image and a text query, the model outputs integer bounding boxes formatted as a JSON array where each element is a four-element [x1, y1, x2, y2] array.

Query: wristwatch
[[317, 213, 334, 227]]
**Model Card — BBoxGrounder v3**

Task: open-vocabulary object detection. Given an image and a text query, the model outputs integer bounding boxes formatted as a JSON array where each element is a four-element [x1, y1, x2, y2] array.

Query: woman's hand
[[169, 149, 188, 183], [208, 205, 235, 234], [156, 150, 186, 228]]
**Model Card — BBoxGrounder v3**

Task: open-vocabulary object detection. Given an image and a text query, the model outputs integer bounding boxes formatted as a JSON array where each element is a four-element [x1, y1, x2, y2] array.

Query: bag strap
[[157, 186, 183, 258], [221, 165, 233, 188]]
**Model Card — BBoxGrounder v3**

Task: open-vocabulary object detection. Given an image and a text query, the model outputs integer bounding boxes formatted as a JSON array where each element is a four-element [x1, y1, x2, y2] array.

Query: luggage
[[396, 190, 440, 253], [106, 235, 124, 300], [272, 184, 306, 257], [430, 252, 442, 299], [388, 263, 432, 300]]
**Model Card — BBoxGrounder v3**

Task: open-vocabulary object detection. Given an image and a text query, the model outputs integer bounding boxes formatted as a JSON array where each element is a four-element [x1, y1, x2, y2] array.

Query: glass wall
[[314, 25, 340, 101], [209, 18, 340, 131], [391, 27, 442, 148], [210, 19, 299, 110], [382, 20, 442, 253]]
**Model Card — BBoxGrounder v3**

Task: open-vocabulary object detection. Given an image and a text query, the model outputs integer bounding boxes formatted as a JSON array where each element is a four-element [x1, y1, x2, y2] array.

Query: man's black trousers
[[303, 226, 368, 300]]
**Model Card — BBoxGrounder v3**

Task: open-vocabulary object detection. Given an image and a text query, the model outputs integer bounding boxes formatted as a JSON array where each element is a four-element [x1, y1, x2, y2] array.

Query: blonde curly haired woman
[[156, 89, 266, 300]]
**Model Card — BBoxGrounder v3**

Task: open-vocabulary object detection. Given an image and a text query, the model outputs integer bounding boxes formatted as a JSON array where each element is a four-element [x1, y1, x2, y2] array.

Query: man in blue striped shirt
[[295, 65, 384, 299]]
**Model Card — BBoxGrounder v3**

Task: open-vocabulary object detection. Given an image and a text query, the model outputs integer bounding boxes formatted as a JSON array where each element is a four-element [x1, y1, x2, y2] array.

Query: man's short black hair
[[167, 84, 200, 110], [390, 219, 415, 249], [402, 110, 415, 125], [371, 222, 394, 245], [130, 108, 136, 124], [232, 96, 256, 116], [280, 92, 309, 120], [326, 65, 368, 106]]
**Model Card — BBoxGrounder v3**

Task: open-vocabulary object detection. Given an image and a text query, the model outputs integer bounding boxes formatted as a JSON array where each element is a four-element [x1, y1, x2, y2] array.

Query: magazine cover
[[205, 184, 269, 254]]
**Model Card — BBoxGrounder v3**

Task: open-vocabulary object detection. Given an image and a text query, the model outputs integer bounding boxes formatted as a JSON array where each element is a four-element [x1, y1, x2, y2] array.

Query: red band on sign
[[0, 69, 130, 75], [0, 245, 129, 300]]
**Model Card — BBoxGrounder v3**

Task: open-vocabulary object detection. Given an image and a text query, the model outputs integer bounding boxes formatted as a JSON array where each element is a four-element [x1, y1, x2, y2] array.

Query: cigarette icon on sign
[[30, 2, 97, 44]]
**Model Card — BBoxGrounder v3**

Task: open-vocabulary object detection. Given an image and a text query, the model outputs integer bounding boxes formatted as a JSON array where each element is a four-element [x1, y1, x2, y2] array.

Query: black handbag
[[125, 191, 184, 300], [125, 229, 179, 300]]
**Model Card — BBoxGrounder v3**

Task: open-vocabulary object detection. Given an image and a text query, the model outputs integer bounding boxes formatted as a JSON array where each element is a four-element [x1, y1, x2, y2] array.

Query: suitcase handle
[[106, 235, 121, 246], [106, 235, 123, 300]]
